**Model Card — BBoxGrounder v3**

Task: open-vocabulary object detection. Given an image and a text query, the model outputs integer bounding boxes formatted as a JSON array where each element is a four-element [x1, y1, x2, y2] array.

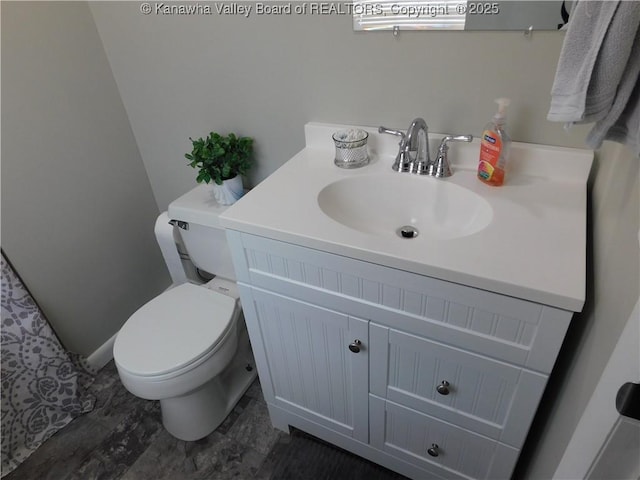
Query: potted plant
[[185, 132, 254, 205]]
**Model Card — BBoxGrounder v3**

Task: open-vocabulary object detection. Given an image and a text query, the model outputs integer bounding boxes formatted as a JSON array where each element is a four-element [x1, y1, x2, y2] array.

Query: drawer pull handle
[[427, 443, 440, 457], [436, 381, 450, 395], [348, 340, 362, 353]]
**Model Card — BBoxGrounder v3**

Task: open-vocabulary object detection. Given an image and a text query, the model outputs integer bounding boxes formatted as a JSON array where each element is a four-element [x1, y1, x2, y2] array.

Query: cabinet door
[[247, 287, 369, 442]]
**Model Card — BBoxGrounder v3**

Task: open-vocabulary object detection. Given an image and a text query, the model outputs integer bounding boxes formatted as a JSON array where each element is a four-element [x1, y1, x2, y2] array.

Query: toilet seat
[[114, 283, 237, 378]]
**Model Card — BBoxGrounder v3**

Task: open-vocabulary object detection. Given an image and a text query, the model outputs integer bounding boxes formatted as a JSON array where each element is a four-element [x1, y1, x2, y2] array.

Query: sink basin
[[317, 174, 493, 239]]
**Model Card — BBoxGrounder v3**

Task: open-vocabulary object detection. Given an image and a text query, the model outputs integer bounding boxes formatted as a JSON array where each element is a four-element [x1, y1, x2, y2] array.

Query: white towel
[[548, 0, 640, 155]]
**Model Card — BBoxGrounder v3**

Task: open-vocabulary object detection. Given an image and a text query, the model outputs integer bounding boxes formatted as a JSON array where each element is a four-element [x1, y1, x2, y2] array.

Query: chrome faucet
[[380, 119, 472, 177], [379, 118, 430, 173]]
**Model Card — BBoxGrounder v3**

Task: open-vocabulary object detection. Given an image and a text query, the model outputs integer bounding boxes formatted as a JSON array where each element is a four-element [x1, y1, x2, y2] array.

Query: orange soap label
[[478, 130, 502, 181]]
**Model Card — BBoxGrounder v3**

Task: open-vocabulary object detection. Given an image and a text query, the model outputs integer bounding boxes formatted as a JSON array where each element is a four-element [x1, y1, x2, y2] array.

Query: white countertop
[[220, 122, 593, 312]]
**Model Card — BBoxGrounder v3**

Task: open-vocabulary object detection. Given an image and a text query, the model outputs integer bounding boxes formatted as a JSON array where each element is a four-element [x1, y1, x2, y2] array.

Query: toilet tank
[[167, 185, 237, 281]]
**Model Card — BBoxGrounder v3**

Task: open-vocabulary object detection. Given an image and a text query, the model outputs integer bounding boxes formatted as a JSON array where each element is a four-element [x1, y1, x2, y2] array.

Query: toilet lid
[[114, 283, 237, 377]]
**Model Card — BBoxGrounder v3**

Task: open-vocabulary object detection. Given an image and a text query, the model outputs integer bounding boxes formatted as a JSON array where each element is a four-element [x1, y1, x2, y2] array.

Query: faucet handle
[[421, 134, 473, 178], [379, 126, 414, 172], [378, 126, 406, 141], [439, 135, 473, 147]]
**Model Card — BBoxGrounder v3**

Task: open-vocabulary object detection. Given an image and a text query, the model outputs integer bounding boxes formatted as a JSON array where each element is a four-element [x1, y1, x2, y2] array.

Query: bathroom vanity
[[220, 123, 593, 479]]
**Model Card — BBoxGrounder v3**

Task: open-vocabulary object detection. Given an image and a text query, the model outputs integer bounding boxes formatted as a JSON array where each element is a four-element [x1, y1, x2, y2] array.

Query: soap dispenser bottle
[[477, 98, 511, 186]]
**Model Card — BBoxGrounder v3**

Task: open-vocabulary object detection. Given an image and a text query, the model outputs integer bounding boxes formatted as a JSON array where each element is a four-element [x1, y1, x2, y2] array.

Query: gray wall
[[88, 1, 590, 211], [1, 1, 170, 355]]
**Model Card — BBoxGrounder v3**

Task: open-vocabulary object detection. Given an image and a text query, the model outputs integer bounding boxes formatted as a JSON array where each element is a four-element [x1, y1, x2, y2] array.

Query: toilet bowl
[[114, 279, 256, 441], [113, 184, 256, 441]]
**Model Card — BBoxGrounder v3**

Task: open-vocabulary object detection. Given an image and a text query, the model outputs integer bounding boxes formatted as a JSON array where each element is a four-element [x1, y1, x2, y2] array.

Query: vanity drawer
[[227, 231, 573, 373], [370, 324, 548, 448], [370, 395, 519, 480]]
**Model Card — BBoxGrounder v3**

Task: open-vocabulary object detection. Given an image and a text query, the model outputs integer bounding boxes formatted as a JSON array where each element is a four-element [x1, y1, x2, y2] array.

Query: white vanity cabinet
[[227, 230, 574, 480]]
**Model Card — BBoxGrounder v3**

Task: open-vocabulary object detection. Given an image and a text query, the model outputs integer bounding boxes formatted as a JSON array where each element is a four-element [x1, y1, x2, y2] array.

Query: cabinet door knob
[[436, 380, 450, 395], [427, 443, 440, 457], [348, 339, 362, 353]]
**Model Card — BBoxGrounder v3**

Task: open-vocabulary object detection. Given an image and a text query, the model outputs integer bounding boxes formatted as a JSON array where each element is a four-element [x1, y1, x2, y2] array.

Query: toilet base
[[160, 330, 257, 441]]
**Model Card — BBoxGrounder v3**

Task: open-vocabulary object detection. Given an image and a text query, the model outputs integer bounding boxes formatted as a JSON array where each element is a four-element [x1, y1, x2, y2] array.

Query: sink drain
[[397, 225, 419, 239]]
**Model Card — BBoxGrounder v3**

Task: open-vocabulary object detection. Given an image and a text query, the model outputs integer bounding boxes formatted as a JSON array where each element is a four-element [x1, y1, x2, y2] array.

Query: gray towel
[[548, 0, 640, 155], [586, 25, 640, 156]]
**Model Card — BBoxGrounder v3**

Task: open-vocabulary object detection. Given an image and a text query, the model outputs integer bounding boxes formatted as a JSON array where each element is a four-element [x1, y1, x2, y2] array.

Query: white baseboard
[[86, 333, 117, 370]]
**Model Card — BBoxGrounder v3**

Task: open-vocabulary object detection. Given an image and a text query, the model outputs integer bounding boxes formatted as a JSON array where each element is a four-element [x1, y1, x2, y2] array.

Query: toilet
[[113, 185, 256, 441]]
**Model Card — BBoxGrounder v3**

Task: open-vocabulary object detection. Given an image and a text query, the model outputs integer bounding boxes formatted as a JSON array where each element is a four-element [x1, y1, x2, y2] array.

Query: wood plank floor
[[5, 362, 407, 480]]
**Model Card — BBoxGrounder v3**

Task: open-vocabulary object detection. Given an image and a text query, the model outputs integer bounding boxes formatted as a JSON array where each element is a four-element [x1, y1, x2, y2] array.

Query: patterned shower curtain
[[1, 253, 95, 476]]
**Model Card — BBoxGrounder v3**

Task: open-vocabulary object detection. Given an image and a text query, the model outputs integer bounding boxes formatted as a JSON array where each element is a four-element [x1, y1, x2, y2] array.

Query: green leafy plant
[[185, 132, 254, 185]]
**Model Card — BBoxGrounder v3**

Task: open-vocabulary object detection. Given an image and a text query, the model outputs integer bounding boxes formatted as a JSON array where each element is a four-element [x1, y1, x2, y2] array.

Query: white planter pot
[[211, 175, 244, 205]]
